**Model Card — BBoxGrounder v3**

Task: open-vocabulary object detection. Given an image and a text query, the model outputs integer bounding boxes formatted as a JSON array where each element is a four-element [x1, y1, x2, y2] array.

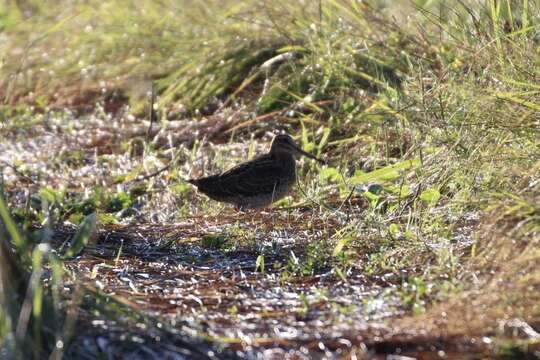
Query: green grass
[[1, 0, 539, 358]]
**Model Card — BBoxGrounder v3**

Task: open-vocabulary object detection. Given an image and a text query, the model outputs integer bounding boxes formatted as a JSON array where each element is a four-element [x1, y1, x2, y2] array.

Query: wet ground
[[55, 218, 457, 359], [2, 111, 490, 359]]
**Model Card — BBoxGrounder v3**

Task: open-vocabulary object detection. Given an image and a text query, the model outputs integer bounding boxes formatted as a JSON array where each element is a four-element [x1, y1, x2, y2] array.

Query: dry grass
[[1, 0, 540, 358]]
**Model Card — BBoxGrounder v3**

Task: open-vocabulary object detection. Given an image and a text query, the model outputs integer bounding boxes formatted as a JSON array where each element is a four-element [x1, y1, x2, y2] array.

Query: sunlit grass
[[1, 0, 539, 358]]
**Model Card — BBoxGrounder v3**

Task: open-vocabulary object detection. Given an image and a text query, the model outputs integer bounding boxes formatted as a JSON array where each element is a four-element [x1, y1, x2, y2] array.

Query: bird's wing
[[217, 154, 290, 198]]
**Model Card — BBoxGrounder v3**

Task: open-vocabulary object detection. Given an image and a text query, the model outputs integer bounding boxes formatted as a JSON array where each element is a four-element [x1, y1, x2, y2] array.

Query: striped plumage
[[188, 134, 324, 210]]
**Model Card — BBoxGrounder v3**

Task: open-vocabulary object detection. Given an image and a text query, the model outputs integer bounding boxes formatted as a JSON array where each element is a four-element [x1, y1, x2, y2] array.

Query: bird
[[187, 134, 324, 210]]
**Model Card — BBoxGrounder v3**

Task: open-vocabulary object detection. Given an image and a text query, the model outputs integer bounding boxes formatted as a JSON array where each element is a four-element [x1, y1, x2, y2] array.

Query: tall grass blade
[[350, 159, 421, 185], [0, 193, 24, 252], [63, 213, 97, 259]]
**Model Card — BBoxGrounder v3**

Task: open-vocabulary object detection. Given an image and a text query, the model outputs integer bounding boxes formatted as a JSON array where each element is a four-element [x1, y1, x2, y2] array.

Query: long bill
[[293, 144, 326, 164]]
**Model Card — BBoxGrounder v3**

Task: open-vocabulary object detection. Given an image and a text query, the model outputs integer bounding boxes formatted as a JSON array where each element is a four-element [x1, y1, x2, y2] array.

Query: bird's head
[[270, 134, 325, 164]]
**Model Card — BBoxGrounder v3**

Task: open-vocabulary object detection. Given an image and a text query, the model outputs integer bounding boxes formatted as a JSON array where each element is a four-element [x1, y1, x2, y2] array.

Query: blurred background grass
[[1, 0, 525, 112]]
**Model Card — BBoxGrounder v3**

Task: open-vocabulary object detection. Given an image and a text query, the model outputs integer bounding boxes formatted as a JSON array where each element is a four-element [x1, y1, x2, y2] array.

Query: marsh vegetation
[[1, 0, 539, 358]]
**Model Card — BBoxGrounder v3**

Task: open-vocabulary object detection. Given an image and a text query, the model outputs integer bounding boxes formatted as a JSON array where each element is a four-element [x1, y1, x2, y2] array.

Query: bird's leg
[[244, 209, 255, 226], [286, 199, 292, 230], [270, 183, 279, 229], [251, 209, 258, 227], [236, 205, 256, 227]]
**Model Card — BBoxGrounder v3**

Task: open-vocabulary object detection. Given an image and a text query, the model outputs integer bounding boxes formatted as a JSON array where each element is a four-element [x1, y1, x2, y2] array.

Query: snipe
[[188, 134, 324, 210]]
